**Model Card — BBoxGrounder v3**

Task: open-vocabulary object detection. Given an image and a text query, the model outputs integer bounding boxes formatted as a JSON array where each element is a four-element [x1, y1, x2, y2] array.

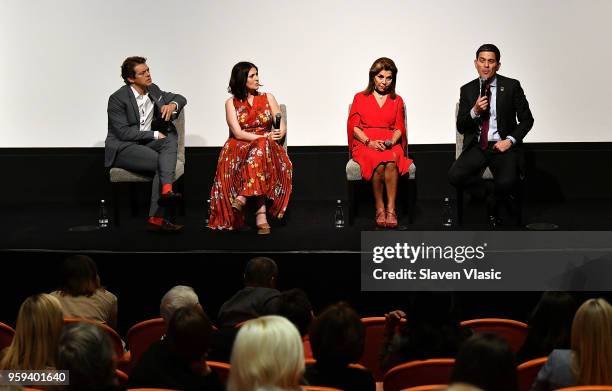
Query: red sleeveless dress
[[208, 93, 293, 230]]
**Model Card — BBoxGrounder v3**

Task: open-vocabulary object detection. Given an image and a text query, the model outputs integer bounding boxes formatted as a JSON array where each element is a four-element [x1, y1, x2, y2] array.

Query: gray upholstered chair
[[109, 110, 185, 225], [454, 103, 523, 225], [345, 104, 416, 225]]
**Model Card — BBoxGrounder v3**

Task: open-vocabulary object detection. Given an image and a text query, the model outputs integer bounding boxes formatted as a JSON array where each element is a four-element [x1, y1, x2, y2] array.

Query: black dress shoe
[[157, 191, 183, 207], [146, 219, 184, 233], [488, 215, 502, 230]]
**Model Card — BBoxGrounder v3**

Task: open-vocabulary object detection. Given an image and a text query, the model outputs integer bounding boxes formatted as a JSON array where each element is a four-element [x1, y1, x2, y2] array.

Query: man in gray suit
[[105, 56, 186, 232]]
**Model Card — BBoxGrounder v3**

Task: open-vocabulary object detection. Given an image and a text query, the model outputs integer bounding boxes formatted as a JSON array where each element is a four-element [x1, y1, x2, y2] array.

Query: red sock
[[148, 216, 164, 225], [161, 184, 173, 195]]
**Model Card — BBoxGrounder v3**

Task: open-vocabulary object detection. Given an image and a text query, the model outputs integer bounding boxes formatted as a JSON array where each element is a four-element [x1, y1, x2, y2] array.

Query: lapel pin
[[500, 86, 504, 92]]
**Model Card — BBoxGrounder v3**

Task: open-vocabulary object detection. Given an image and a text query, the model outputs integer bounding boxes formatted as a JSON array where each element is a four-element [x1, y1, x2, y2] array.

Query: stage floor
[[2, 199, 611, 253]]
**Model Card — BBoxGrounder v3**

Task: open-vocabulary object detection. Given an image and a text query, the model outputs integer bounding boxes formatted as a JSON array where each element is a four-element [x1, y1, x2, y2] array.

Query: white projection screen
[[1, 0, 611, 147]]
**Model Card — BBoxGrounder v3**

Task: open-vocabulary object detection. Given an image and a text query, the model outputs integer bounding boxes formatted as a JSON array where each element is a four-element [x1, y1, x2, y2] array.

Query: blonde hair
[[228, 315, 304, 391], [0, 294, 64, 370], [571, 298, 612, 385]]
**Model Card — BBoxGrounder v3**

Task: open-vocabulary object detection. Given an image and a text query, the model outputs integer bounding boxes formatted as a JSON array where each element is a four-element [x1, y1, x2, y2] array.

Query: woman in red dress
[[208, 62, 292, 234], [347, 57, 413, 228]]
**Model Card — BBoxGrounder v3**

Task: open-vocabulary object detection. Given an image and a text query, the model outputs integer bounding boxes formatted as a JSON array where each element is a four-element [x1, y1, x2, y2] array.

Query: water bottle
[[442, 196, 453, 228], [334, 199, 345, 228], [98, 199, 109, 229], [204, 198, 211, 227]]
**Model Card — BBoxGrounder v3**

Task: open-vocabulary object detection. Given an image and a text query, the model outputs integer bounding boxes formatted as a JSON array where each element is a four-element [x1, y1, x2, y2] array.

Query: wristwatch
[[364, 138, 370, 146]]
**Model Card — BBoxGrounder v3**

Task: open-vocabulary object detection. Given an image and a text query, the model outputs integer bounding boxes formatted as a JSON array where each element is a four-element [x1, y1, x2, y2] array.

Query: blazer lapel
[[496, 75, 505, 129], [126, 85, 140, 122]]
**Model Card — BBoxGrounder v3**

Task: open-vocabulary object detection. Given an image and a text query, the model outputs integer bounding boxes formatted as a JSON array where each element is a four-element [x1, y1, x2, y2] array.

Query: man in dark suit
[[105, 56, 186, 232], [448, 44, 534, 227]]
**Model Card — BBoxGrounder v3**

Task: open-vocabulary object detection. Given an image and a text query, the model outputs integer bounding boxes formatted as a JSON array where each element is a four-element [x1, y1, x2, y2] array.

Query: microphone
[[274, 113, 282, 129], [479, 77, 488, 97]]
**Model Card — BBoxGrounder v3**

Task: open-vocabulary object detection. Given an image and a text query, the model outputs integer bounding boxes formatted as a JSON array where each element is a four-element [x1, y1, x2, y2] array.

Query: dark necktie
[[480, 84, 491, 150]]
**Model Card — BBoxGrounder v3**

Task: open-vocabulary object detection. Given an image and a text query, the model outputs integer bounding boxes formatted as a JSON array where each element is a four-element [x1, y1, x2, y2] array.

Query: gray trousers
[[114, 132, 178, 217]]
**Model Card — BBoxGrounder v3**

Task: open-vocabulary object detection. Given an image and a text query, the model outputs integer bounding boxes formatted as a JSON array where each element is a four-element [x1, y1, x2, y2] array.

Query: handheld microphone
[[274, 113, 282, 129], [479, 77, 488, 97]]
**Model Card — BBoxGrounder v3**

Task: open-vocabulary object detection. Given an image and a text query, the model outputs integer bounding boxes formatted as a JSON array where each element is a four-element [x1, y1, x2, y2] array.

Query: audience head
[[309, 301, 364, 368], [0, 293, 64, 370], [571, 297, 612, 385], [244, 257, 278, 288], [229, 61, 258, 101], [450, 332, 517, 391], [121, 56, 148, 85], [228, 315, 304, 391], [277, 288, 314, 337], [57, 322, 116, 389], [526, 292, 577, 350], [58, 254, 101, 297], [160, 285, 200, 325], [365, 57, 398, 98], [166, 305, 214, 364]]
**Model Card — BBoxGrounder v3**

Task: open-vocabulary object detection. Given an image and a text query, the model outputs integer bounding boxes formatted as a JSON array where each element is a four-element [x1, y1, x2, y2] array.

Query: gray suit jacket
[[530, 349, 577, 391], [105, 83, 187, 167]]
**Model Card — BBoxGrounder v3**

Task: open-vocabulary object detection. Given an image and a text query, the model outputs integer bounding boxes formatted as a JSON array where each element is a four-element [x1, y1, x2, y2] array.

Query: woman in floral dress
[[208, 62, 292, 234]]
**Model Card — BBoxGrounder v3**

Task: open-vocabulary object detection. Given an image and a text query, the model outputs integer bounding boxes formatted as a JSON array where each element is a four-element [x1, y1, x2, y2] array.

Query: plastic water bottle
[[334, 200, 345, 228], [442, 196, 453, 228], [98, 199, 109, 229], [204, 198, 211, 227]]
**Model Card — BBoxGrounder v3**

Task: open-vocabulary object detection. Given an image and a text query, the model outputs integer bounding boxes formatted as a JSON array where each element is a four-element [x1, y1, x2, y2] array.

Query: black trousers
[[448, 141, 520, 213]]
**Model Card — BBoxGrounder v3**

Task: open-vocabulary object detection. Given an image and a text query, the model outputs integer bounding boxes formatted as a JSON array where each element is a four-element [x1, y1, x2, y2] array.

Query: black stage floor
[[3, 199, 612, 252]]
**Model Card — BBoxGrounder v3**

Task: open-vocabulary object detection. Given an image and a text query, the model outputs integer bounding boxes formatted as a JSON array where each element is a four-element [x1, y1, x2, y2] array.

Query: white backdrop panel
[[1, 0, 611, 147]]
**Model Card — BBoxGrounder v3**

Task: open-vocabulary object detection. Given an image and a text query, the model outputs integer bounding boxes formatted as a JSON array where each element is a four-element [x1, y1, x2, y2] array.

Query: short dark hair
[[57, 323, 116, 389], [309, 302, 364, 368], [59, 255, 100, 297], [450, 332, 517, 391], [476, 44, 501, 62], [244, 256, 278, 287], [167, 305, 213, 362], [228, 61, 257, 101], [121, 56, 147, 85], [277, 289, 313, 337]]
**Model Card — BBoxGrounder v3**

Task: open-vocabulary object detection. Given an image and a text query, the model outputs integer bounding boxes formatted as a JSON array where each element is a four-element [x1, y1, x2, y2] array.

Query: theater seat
[[517, 357, 547, 391], [460, 318, 528, 353], [383, 358, 455, 391], [127, 318, 166, 369], [207, 361, 230, 384], [0, 321, 15, 351]]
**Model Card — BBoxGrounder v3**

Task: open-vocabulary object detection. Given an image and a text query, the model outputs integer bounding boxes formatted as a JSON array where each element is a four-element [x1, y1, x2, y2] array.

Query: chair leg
[[129, 183, 139, 217], [112, 182, 120, 227], [457, 188, 464, 226], [348, 181, 355, 225], [176, 176, 185, 216]]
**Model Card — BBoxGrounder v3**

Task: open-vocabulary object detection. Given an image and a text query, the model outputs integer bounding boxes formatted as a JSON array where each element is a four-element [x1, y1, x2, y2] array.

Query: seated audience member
[[277, 288, 314, 358], [516, 291, 577, 363], [129, 305, 223, 391], [381, 292, 471, 372], [51, 254, 118, 329], [305, 302, 376, 391], [227, 315, 304, 391], [530, 298, 612, 390], [57, 322, 121, 390], [450, 332, 518, 391], [0, 293, 64, 370], [160, 285, 201, 326], [217, 256, 281, 327]]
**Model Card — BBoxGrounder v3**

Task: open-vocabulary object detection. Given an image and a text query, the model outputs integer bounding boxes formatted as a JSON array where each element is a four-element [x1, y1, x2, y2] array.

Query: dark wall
[[2, 143, 612, 206]]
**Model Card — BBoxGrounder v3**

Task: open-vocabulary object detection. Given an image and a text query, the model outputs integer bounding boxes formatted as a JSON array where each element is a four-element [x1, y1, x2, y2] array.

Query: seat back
[[460, 318, 528, 353], [555, 387, 612, 391], [517, 357, 547, 391], [207, 361, 231, 384], [174, 109, 186, 165], [127, 318, 166, 369], [303, 387, 343, 391], [400, 386, 447, 391], [63, 317, 125, 359], [0, 321, 15, 351], [383, 358, 455, 391], [358, 317, 386, 381], [280, 104, 287, 151]]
